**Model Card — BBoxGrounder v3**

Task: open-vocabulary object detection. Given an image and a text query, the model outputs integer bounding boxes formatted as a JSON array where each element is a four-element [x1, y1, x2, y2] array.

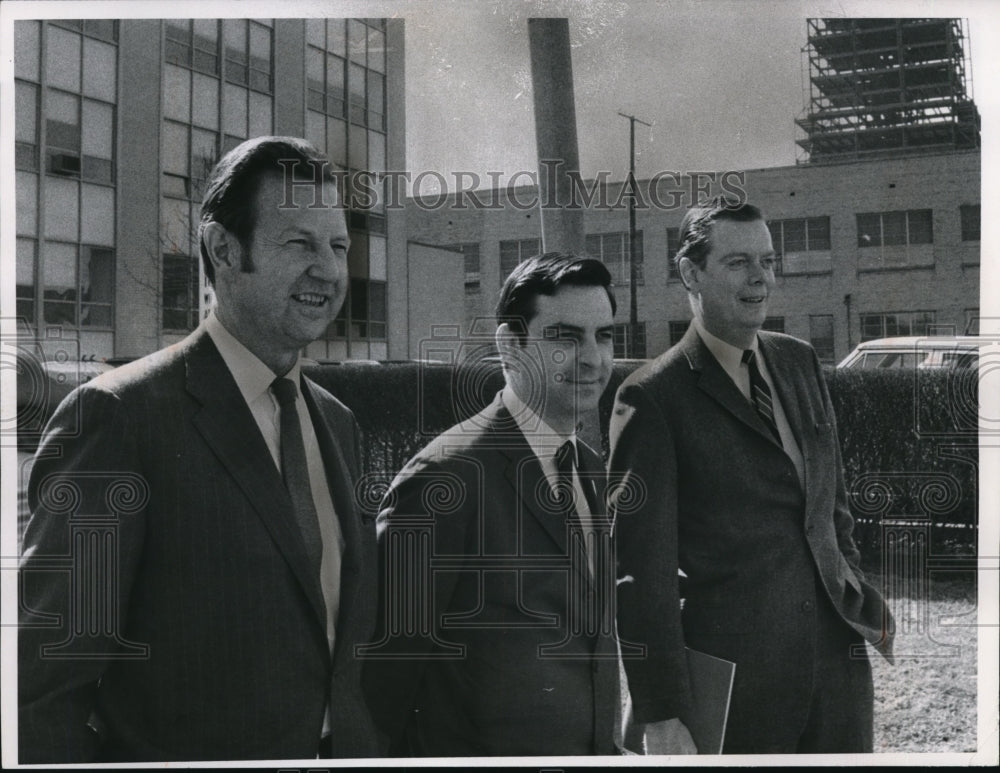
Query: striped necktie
[[742, 349, 782, 446]]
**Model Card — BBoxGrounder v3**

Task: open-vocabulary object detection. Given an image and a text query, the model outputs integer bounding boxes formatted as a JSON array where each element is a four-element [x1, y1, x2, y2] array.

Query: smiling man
[[363, 253, 625, 756], [609, 199, 894, 754], [19, 137, 380, 762]]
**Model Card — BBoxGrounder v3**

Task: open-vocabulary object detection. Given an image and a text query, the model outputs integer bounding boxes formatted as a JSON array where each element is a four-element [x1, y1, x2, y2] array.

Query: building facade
[[405, 148, 980, 364], [13, 16, 421, 364]]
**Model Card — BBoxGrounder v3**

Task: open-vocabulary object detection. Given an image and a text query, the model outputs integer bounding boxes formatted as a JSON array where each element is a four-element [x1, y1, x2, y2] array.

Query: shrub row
[[305, 362, 980, 560]]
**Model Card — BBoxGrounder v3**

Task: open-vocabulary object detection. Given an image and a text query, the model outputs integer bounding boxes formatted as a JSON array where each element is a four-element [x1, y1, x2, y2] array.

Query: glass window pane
[[782, 219, 807, 252], [327, 19, 346, 55], [163, 64, 190, 122], [46, 89, 80, 150], [17, 238, 36, 288], [81, 246, 114, 303], [367, 26, 385, 72], [82, 99, 114, 158], [348, 122, 367, 170], [369, 281, 386, 322], [81, 183, 115, 246], [43, 242, 77, 293], [326, 117, 347, 167], [347, 20, 366, 64], [368, 71, 384, 128], [16, 81, 38, 143], [350, 277, 368, 319], [369, 235, 386, 280], [45, 177, 79, 240], [326, 54, 345, 116], [368, 131, 385, 173], [17, 171, 38, 235], [222, 83, 248, 138], [193, 18, 219, 52], [306, 110, 325, 154], [161, 197, 193, 255], [47, 26, 82, 92], [248, 91, 272, 137], [250, 23, 270, 66], [807, 216, 831, 250], [305, 19, 326, 49], [191, 72, 219, 129], [348, 62, 366, 122], [162, 121, 189, 176], [882, 211, 907, 246], [15, 21, 41, 81], [908, 209, 933, 245], [82, 38, 117, 102]]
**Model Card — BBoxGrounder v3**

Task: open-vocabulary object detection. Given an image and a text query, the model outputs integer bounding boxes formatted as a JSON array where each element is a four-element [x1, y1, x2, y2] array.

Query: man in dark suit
[[18, 137, 379, 762], [363, 254, 623, 756], [609, 199, 893, 755]]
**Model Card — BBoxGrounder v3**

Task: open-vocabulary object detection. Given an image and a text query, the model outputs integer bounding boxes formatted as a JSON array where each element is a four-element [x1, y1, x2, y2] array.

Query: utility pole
[[618, 112, 651, 358]]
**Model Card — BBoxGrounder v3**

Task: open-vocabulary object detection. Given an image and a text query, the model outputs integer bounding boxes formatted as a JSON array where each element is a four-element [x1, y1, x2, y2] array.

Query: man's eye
[[761, 258, 776, 270]]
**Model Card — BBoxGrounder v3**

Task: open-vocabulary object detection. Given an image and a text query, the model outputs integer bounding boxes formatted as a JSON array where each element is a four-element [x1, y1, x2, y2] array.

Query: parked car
[[836, 336, 980, 370]]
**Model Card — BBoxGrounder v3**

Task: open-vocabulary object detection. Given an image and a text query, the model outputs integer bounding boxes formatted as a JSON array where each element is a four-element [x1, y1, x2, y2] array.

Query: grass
[[870, 572, 978, 753]]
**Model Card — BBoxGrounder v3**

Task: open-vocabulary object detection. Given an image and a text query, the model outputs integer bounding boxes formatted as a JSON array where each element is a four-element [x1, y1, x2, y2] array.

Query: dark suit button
[[801, 600, 815, 612]]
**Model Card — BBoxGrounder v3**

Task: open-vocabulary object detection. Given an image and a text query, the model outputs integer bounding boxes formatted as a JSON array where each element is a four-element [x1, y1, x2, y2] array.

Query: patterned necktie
[[742, 349, 782, 445], [271, 377, 323, 573]]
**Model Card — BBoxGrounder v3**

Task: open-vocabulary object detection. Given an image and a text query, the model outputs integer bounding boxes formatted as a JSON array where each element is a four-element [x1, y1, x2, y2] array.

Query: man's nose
[[310, 244, 348, 281]]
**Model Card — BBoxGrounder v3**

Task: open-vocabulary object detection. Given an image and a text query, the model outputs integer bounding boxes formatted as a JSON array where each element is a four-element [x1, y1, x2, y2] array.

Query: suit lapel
[[758, 334, 806, 452], [184, 329, 328, 631], [681, 325, 778, 445]]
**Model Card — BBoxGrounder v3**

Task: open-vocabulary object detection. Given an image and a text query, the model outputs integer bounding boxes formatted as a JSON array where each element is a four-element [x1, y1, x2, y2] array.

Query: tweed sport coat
[[363, 392, 621, 756], [608, 326, 893, 737], [18, 325, 380, 762]]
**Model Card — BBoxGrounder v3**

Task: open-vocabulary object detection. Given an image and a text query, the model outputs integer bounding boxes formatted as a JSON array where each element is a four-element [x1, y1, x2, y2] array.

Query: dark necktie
[[271, 377, 323, 573], [554, 440, 602, 521], [742, 349, 782, 445]]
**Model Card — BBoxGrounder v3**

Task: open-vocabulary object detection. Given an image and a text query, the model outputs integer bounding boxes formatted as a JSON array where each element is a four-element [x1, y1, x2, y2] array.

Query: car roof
[[853, 336, 981, 349]]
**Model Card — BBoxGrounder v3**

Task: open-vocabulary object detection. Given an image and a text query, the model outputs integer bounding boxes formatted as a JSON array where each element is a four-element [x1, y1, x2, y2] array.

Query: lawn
[[870, 572, 978, 753]]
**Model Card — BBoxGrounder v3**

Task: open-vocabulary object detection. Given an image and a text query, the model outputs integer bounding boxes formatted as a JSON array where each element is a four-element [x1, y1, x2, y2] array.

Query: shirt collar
[[694, 316, 758, 373], [501, 386, 575, 462], [205, 312, 302, 406]]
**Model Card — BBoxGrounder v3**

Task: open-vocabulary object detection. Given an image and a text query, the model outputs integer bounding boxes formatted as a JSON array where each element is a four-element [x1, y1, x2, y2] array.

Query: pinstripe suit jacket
[[18, 325, 380, 762]]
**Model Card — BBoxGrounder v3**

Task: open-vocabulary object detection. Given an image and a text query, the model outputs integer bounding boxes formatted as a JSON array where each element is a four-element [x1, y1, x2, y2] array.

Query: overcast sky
[[400, 0, 998, 191]]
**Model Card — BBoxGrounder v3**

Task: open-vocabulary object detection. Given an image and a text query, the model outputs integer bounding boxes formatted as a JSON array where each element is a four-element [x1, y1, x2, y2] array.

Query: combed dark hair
[[198, 136, 338, 285], [495, 252, 617, 343], [674, 196, 766, 273]]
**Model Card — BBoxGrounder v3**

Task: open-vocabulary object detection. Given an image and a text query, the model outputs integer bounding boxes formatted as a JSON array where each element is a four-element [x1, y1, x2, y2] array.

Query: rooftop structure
[[796, 18, 980, 162]]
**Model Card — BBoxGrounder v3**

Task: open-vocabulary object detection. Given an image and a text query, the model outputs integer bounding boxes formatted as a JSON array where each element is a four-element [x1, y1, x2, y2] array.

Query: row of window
[[454, 203, 981, 294]]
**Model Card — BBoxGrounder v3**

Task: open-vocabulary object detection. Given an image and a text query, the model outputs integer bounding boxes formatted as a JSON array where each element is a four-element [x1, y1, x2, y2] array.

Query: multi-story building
[[406, 147, 980, 364], [406, 17, 980, 364], [12, 16, 450, 364]]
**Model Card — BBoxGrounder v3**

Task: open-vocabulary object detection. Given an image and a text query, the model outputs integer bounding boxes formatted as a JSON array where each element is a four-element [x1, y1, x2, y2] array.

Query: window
[[331, 278, 386, 340], [965, 309, 979, 336], [614, 322, 646, 359], [860, 311, 937, 341], [767, 217, 831, 274], [17, 238, 36, 323], [856, 209, 933, 247], [308, 19, 383, 131], [960, 204, 980, 242], [499, 238, 541, 281], [585, 231, 644, 285], [41, 243, 114, 328], [162, 253, 200, 332], [165, 19, 219, 75], [669, 320, 689, 346], [809, 315, 835, 364], [666, 227, 681, 282], [762, 317, 785, 334]]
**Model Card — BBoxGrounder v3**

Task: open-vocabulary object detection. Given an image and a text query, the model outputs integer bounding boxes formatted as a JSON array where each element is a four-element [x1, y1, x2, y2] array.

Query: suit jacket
[[362, 393, 621, 756], [608, 327, 893, 739], [18, 325, 380, 762]]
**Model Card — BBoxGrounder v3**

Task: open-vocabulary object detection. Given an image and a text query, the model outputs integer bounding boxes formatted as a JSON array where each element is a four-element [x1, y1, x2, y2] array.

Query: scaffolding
[[796, 18, 980, 163]]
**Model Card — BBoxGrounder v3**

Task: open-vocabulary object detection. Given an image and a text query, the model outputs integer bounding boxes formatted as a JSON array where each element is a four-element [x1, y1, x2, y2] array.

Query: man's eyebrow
[[720, 250, 776, 259]]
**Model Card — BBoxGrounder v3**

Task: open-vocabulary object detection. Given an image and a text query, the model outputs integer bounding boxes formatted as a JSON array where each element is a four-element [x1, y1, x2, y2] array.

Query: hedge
[[304, 361, 979, 561]]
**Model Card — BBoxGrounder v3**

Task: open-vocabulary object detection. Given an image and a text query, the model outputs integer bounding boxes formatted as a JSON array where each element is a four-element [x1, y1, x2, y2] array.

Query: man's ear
[[202, 222, 241, 275], [495, 323, 520, 370], [678, 256, 699, 293]]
